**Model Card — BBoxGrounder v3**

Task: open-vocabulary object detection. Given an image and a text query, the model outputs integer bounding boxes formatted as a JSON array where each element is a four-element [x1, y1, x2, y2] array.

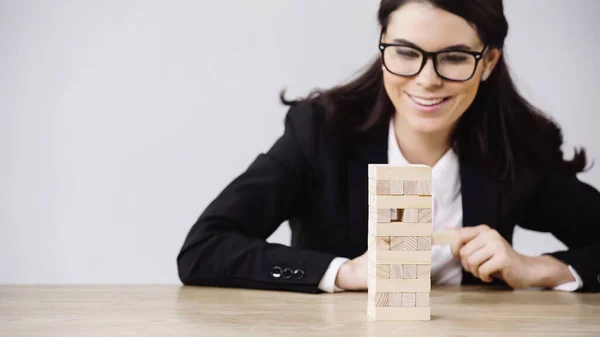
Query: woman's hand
[[335, 251, 368, 291], [451, 224, 575, 289]]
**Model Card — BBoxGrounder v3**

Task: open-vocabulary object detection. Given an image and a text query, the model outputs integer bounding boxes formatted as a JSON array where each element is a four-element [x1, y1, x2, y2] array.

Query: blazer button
[[271, 266, 283, 278], [293, 269, 305, 280], [282, 268, 293, 279]]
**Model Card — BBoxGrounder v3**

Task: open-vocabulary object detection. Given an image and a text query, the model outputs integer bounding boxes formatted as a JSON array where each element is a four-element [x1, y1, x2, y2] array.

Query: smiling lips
[[406, 92, 451, 111]]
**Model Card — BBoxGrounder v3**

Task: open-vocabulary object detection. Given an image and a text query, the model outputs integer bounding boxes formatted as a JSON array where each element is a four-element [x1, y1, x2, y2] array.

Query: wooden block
[[402, 293, 416, 307], [403, 180, 432, 195], [376, 237, 390, 251], [432, 228, 459, 245], [372, 195, 432, 209], [369, 179, 390, 195], [416, 293, 430, 307], [418, 237, 432, 251], [367, 234, 375, 247], [417, 265, 431, 279], [368, 164, 432, 181], [390, 180, 404, 195], [368, 265, 389, 279], [374, 292, 390, 307], [390, 209, 399, 221], [390, 264, 403, 279], [367, 306, 430, 321], [418, 208, 432, 223], [399, 209, 419, 223], [390, 236, 403, 251], [369, 208, 391, 223], [368, 250, 431, 265], [370, 278, 431, 293], [388, 292, 403, 307], [370, 222, 432, 236], [403, 237, 417, 251], [403, 264, 417, 279]]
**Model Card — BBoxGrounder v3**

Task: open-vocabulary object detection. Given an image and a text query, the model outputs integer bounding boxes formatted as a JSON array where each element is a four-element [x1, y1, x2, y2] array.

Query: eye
[[393, 47, 420, 60], [440, 52, 470, 63]]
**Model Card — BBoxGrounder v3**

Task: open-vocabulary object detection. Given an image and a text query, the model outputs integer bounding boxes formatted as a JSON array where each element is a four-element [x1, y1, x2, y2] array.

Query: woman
[[177, 0, 600, 293]]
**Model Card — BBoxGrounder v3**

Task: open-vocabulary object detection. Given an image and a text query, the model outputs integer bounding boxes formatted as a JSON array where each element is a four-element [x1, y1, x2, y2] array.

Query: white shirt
[[317, 119, 583, 292]]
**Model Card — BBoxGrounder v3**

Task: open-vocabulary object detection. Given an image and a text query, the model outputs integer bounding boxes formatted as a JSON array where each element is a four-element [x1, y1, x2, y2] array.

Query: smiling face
[[382, 2, 500, 136]]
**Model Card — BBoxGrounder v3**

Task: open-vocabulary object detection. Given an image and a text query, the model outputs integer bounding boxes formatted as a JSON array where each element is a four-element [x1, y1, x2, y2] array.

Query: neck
[[393, 115, 451, 167]]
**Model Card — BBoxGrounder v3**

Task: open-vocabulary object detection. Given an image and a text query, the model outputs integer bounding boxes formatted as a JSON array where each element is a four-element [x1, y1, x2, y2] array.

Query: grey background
[[1, 0, 598, 284]]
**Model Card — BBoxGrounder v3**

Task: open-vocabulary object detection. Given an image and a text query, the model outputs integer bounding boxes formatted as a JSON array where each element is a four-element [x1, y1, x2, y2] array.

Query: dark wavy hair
[[281, 0, 589, 183]]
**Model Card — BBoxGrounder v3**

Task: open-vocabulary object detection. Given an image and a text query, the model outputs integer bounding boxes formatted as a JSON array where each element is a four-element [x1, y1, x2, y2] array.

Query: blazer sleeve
[[520, 169, 600, 292], [176, 103, 337, 294]]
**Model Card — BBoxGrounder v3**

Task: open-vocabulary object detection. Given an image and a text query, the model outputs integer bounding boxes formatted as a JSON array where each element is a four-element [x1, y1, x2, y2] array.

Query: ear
[[481, 48, 502, 81]]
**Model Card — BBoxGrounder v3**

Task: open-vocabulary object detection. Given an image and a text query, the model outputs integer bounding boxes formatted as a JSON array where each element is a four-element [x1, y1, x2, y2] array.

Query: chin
[[404, 113, 452, 135]]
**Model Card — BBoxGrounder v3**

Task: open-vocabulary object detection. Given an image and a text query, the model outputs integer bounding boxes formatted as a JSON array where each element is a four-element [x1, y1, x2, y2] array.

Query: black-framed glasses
[[379, 39, 488, 82]]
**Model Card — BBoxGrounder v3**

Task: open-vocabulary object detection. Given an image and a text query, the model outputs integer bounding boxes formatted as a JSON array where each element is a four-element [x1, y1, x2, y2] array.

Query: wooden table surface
[[1, 285, 599, 337]]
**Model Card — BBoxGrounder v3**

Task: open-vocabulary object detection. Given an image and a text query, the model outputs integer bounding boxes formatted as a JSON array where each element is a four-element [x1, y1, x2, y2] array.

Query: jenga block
[[390, 180, 404, 195], [402, 293, 416, 307], [370, 278, 431, 293], [371, 195, 432, 209], [373, 265, 390, 279], [388, 293, 403, 307], [376, 237, 390, 251], [403, 180, 432, 195], [418, 208, 432, 223], [390, 209, 399, 221], [370, 222, 432, 237], [418, 237, 432, 251], [416, 293, 430, 307], [390, 236, 403, 251], [367, 306, 430, 321], [369, 179, 390, 195], [370, 208, 391, 223], [403, 264, 417, 279], [432, 228, 459, 245], [399, 209, 419, 223], [368, 164, 432, 181], [403, 237, 418, 251], [367, 234, 375, 247], [368, 250, 431, 265], [374, 292, 390, 307], [390, 264, 403, 279], [417, 265, 431, 279]]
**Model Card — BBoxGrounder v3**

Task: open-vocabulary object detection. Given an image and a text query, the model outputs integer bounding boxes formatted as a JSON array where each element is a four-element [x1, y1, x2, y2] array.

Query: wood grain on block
[[417, 265, 431, 279], [416, 293, 430, 307], [376, 237, 390, 251], [369, 265, 389, 279], [403, 180, 432, 195], [399, 209, 419, 223], [403, 237, 418, 251], [368, 164, 432, 181], [403, 264, 417, 279], [390, 180, 404, 195], [388, 292, 403, 307], [374, 292, 390, 307], [375, 209, 391, 223], [371, 222, 432, 237], [418, 237, 432, 251], [390, 264, 403, 279], [369, 179, 390, 195], [371, 278, 431, 293], [432, 228, 459, 245], [368, 250, 431, 265], [390, 236, 403, 251], [367, 306, 431, 321], [418, 208, 432, 223], [402, 293, 416, 307], [373, 195, 432, 209]]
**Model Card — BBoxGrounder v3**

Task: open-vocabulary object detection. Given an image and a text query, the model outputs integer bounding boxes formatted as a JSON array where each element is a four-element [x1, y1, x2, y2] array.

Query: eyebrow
[[390, 38, 474, 51]]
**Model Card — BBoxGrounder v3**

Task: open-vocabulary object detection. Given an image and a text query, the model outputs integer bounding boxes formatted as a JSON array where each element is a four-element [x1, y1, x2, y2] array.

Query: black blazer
[[177, 102, 600, 293]]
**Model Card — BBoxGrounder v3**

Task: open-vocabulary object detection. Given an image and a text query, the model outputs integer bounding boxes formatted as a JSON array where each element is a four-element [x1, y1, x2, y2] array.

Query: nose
[[415, 57, 443, 88]]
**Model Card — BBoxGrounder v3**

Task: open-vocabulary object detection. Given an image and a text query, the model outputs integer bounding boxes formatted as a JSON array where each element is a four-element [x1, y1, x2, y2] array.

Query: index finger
[[450, 225, 490, 257]]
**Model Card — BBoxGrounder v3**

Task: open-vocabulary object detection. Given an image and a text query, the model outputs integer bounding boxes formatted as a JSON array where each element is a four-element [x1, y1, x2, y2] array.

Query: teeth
[[410, 95, 445, 106]]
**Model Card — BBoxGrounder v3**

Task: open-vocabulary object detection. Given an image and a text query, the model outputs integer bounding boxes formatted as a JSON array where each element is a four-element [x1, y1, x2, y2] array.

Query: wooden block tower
[[367, 164, 432, 321]]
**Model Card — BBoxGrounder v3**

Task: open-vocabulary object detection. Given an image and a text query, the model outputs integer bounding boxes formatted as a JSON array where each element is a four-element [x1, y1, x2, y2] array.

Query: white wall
[[1, 0, 598, 284]]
